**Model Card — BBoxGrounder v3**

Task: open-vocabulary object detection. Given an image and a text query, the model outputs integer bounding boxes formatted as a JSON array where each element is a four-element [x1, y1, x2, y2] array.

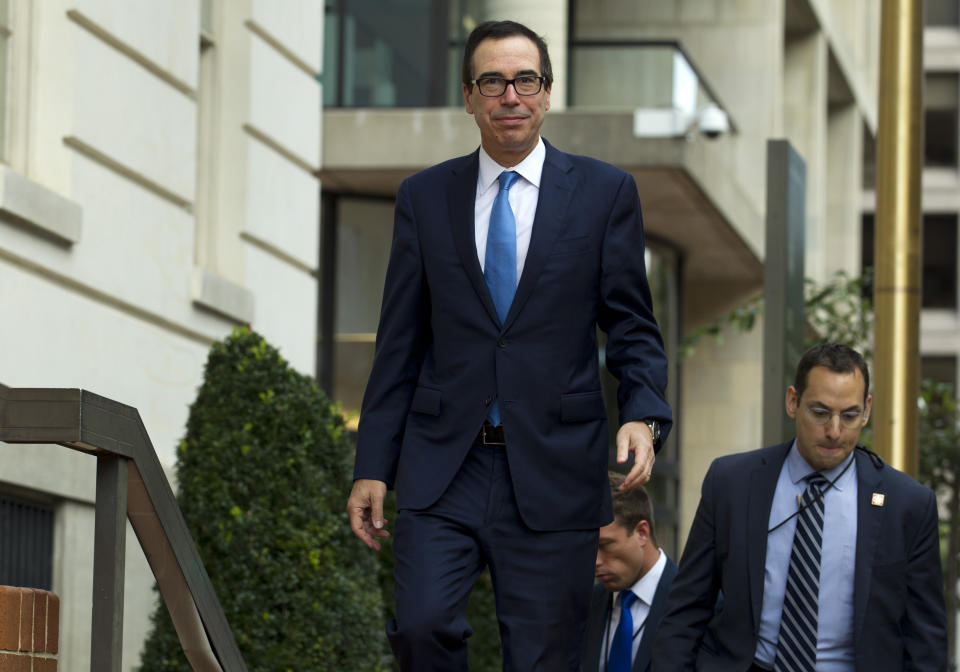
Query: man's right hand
[[347, 478, 390, 550]]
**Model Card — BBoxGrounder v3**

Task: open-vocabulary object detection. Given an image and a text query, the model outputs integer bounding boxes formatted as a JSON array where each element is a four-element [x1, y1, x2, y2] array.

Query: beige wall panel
[[242, 243, 317, 375], [678, 326, 764, 547], [248, 33, 320, 168], [783, 31, 828, 284], [51, 502, 156, 672], [0, 261, 210, 469], [72, 29, 197, 204], [251, 0, 323, 72], [244, 139, 319, 270], [73, 0, 200, 89], [826, 103, 863, 275]]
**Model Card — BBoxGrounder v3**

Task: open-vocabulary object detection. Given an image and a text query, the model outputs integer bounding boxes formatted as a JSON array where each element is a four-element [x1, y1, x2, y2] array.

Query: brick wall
[[0, 586, 59, 671]]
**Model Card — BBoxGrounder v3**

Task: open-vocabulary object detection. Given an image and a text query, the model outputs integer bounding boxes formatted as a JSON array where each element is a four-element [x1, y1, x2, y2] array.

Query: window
[[925, 73, 958, 168], [862, 213, 958, 309], [922, 355, 958, 386], [317, 194, 394, 422], [0, 493, 54, 590], [923, 214, 959, 308], [926, 0, 959, 26], [323, 0, 476, 108]]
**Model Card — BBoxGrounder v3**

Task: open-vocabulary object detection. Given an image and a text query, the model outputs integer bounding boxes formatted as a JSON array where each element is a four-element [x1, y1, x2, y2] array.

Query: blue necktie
[[484, 171, 519, 427], [608, 590, 637, 672], [774, 473, 828, 672]]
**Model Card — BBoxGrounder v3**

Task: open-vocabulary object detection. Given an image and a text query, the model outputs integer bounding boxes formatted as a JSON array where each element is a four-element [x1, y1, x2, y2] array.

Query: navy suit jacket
[[582, 556, 679, 672], [353, 140, 671, 531], [652, 442, 947, 671]]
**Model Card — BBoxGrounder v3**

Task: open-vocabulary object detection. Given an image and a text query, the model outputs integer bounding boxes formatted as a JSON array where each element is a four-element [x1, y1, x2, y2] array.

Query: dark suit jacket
[[652, 442, 947, 671], [353, 140, 671, 531], [582, 556, 679, 672]]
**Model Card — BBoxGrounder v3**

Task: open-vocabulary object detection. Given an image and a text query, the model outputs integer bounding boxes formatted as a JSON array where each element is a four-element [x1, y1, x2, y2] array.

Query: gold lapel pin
[[871, 493, 885, 507]]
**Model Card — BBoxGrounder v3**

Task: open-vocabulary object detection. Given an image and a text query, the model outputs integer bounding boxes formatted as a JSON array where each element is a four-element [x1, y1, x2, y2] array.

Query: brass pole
[[873, 0, 923, 475]]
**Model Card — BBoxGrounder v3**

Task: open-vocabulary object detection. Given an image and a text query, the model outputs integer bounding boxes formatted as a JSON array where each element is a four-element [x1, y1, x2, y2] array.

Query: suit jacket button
[[497, 339, 507, 348], [484, 397, 492, 406]]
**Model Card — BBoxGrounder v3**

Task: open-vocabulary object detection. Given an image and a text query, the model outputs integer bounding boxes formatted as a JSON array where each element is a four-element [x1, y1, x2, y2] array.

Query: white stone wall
[[0, 0, 322, 668]]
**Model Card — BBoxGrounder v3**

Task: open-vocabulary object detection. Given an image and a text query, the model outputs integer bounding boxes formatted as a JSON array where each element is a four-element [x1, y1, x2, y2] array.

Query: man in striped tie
[[652, 343, 947, 671]]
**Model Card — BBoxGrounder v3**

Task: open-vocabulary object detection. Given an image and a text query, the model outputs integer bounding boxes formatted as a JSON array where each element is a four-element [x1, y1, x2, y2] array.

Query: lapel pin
[[871, 493, 885, 507]]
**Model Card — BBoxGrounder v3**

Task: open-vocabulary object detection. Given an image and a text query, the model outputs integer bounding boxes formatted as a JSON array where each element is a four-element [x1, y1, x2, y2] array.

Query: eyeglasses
[[803, 406, 866, 429], [471, 75, 546, 97]]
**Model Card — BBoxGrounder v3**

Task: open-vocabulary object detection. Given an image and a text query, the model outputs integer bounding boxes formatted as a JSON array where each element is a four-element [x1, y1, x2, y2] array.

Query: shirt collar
[[617, 548, 667, 608], [786, 439, 857, 491], [477, 137, 545, 194]]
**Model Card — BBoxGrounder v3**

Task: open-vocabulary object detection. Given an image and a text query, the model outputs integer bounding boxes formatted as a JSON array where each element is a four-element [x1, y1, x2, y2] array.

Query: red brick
[[16, 591, 32, 653], [0, 652, 30, 672], [44, 595, 58, 655], [34, 657, 57, 672], [0, 587, 21, 651], [32, 592, 48, 655]]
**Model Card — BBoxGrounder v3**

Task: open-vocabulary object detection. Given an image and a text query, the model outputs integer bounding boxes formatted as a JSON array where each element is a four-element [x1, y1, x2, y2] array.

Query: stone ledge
[[0, 167, 82, 246], [191, 267, 255, 324]]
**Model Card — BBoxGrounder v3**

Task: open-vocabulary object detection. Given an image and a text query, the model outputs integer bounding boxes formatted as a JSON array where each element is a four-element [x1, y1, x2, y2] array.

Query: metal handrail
[[0, 386, 247, 672]]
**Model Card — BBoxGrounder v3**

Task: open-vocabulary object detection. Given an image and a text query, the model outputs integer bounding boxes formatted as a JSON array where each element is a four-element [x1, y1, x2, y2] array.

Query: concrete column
[[783, 31, 828, 284], [826, 103, 864, 275], [484, 0, 568, 109]]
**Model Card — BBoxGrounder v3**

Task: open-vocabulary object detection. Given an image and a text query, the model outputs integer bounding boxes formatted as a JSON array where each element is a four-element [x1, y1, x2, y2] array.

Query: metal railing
[[0, 385, 247, 672]]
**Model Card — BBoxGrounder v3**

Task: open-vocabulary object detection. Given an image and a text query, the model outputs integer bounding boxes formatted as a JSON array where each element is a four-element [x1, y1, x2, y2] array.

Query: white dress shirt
[[601, 549, 668, 671], [474, 137, 545, 279]]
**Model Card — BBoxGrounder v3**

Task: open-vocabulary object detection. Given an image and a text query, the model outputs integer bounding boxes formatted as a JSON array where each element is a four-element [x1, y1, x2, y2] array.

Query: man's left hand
[[616, 420, 655, 490]]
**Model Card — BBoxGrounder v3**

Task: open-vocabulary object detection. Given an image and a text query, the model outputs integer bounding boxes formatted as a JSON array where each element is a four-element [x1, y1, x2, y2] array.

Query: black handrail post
[[91, 454, 128, 672]]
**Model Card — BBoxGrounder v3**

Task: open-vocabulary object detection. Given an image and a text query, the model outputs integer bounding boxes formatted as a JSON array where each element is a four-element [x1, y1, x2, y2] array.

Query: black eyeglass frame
[[470, 75, 548, 97]]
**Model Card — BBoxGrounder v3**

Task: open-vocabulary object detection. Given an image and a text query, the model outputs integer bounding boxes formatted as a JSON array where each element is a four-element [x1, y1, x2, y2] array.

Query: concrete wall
[[0, 1, 322, 668]]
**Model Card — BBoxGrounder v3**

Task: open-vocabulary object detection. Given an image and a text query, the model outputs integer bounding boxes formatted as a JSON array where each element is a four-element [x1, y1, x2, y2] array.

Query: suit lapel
[[852, 449, 884, 642], [633, 558, 679, 672], [747, 442, 792, 631], [448, 150, 501, 326], [502, 141, 576, 332]]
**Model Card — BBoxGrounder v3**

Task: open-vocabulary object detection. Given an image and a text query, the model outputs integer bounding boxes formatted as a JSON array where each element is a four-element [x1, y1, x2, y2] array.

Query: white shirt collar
[[477, 137, 545, 195], [617, 548, 667, 608]]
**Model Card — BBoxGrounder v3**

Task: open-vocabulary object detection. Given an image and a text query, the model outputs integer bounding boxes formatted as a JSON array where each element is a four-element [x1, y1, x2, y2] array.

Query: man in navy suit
[[346, 19, 671, 672], [582, 472, 678, 672], [652, 343, 947, 671]]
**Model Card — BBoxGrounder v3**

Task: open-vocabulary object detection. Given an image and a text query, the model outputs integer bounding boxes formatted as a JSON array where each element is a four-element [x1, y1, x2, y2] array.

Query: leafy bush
[[138, 327, 389, 671]]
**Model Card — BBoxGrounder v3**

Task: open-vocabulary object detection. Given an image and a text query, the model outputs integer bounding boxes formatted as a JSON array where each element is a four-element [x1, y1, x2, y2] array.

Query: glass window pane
[[922, 214, 958, 309], [921, 355, 958, 386], [926, 0, 959, 26], [333, 198, 394, 415], [925, 74, 958, 168]]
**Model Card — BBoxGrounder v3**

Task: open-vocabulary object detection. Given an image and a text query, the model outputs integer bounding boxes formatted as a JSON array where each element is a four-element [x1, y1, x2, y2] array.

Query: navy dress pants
[[387, 440, 599, 671]]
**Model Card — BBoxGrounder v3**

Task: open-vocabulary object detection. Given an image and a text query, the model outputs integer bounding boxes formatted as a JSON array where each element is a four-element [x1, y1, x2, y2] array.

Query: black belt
[[478, 422, 506, 445]]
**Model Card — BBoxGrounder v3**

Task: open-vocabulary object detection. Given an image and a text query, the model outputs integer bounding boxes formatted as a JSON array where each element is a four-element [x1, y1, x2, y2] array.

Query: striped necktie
[[774, 472, 829, 672], [484, 170, 519, 427]]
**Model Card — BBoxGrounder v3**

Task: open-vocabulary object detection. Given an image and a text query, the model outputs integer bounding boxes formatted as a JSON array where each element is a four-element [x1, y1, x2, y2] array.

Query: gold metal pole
[[873, 0, 923, 475]]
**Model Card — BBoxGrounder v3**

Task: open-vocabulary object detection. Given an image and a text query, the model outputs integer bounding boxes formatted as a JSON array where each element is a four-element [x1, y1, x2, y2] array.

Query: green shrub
[[138, 327, 389, 671]]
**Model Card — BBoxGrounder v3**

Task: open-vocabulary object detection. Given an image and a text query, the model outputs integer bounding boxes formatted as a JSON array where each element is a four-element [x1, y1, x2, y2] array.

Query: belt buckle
[[481, 423, 506, 446]]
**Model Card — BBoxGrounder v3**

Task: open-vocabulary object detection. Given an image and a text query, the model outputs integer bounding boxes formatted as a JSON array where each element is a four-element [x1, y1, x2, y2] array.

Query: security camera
[[698, 103, 729, 139]]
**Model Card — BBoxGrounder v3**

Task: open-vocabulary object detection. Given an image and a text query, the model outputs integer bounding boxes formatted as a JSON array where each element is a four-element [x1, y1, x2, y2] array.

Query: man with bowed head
[[653, 343, 947, 671], [346, 18, 672, 672]]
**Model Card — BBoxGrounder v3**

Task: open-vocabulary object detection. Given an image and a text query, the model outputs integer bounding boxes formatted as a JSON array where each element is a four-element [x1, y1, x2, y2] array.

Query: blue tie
[[484, 171, 519, 427], [774, 473, 828, 672], [608, 590, 637, 672]]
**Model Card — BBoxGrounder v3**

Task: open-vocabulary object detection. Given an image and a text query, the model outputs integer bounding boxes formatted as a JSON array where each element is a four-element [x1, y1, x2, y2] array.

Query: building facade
[[0, 0, 322, 668]]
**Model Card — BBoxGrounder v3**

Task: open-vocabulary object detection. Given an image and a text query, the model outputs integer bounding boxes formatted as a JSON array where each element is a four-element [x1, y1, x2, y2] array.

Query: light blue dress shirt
[[754, 442, 858, 671]]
